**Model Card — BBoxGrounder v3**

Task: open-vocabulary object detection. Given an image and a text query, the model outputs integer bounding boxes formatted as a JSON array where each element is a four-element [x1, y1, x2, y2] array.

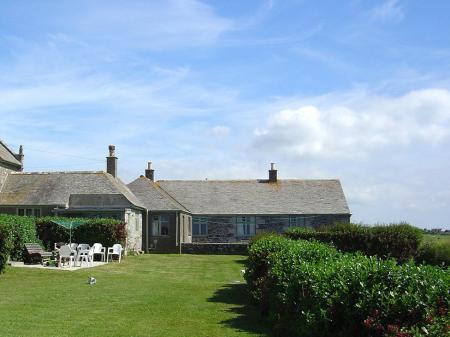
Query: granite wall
[[181, 242, 248, 255]]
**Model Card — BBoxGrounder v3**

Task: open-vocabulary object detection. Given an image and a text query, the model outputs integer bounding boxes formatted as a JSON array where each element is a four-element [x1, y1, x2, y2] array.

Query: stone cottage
[[128, 163, 351, 252], [0, 142, 144, 251]]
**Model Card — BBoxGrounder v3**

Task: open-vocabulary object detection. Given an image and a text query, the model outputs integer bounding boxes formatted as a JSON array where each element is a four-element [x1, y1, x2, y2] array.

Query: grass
[[423, 233, 450, 245], [418, 233, 450, 265], [0, 254, 270, 337]]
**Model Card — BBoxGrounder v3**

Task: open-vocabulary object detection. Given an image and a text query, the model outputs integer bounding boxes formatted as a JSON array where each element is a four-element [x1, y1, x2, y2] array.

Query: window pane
[[34, 209, 41, 217], [152, 216, 160, 236], [18, 209, 25, 216], [201, 223, 207, 235], [193, 223, 199, 236], [26, 209, 33, 216], [160, 215, 169, 235]]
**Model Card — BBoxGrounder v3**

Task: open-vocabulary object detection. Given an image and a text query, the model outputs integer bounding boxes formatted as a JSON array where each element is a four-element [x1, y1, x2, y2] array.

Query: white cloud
[[371, 0, 404, 23], [59, 0, 233, 50], [208, 125, 230, 137], [253, 88, 450, 158]]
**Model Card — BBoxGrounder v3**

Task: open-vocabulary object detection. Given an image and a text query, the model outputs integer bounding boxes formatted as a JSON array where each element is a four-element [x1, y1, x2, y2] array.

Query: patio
[[9, 260, 107, 271]]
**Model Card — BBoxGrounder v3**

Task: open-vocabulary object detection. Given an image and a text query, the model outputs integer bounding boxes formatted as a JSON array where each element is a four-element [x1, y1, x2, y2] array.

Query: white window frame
[[152, 215, 169, 236], [192, 216, 208, 236], [235, 216, 256, 237], [17, 208, 41, 217], [289, 216, 306, 227]]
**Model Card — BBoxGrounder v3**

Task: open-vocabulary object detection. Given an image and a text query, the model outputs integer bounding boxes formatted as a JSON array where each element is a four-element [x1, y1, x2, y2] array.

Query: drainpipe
[[177, 211, 181, 254], [146, 209, 149, 253], [179, 213, 182, 254]]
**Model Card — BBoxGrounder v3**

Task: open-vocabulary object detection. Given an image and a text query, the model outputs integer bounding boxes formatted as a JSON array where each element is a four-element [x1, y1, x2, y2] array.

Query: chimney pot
[[106, 145, 118, 178], [14, 145, 24, 171], [145, 161, 155, 181], [269, 162, 277, 182], [108, 145, 116, 157]]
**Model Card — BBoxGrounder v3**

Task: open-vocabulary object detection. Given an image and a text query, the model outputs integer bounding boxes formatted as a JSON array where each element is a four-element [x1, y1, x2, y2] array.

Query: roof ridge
[[103, 173, 145, 209], [156, 179, 341, 182], [0, 140, 22, 167], [11, 171, 104, 175], [150, 178, 189, 212]]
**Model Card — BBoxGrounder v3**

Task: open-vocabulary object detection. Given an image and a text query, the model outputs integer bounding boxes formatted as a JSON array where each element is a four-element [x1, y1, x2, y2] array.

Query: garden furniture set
[[25, 242, 124, 268]]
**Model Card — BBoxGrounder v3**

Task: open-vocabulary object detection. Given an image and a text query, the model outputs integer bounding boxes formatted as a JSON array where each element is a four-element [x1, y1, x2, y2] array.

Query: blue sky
[[1, 0, 449, 228]]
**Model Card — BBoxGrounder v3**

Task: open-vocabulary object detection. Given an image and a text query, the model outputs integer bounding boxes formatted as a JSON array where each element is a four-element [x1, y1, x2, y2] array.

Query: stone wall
[[125, 209, 143, 251], [309, 214, 351, 228], [192, 214, 351, 243], [181, 242, 248, 255], [193, 216, 236, 243]]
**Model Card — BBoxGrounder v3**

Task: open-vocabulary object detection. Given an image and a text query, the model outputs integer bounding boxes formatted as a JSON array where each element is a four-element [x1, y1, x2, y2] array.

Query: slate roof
[[0, 140, 21, 168], [155, 179, 350, 215], [0, 171, 145, 209], [127, 176, 188, 212]]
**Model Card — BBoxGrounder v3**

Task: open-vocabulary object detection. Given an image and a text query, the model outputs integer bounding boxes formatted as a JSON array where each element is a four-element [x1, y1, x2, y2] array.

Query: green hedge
[[245, 235, 450, 337], [35, 216, 127, 250], [285, 222, 423, 262], [0, 224, 12, 273], [0, 214, 40, 264]]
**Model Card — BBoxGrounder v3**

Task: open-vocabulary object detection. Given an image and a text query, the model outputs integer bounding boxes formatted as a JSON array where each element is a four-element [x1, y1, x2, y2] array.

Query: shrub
[[73, 219, 126, 248], [371, 223, 423, 261], [36, 216, 126, 250], [246, 235, 340, 314], [416, 240, 450, 266], [0, 224, 12, 273], [0, 214, 39, 261], [245, 236, 450, 337], [285, 222, 423, 262]]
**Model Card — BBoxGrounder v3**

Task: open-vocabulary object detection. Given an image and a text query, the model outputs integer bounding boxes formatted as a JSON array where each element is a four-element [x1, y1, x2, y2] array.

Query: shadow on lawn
[[208, 283, 272, 336]]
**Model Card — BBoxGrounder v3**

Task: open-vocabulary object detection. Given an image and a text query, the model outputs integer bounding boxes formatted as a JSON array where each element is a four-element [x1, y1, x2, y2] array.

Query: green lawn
[[0, 254, 269, 337], [423, 233, 450, 245]]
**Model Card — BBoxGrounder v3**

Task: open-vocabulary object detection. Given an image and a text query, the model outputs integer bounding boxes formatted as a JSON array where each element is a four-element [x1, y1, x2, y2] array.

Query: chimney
[[268, 162, 277, 182], [15, 145, 24, 171], [145, 162, 154, 181], [106, 145, 117, 178]]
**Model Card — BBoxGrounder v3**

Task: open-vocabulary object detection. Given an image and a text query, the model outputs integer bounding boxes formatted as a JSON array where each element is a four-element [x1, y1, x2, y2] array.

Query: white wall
[[124, 209, 143, 251]]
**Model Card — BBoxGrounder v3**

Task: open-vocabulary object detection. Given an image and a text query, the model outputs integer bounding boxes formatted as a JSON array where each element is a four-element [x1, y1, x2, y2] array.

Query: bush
[[73, 218, 126, 248], [245, 236, 450, 337], [416, 239, 450, 266], [36, 216, 126, 250], [0, 214, 40, 262], [285, 222, 423, 262], [0, 224, 12, 273]]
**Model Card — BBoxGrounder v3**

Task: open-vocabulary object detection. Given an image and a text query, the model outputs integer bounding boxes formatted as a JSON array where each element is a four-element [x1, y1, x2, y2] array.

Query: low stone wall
[[181, 242, 248, 255]]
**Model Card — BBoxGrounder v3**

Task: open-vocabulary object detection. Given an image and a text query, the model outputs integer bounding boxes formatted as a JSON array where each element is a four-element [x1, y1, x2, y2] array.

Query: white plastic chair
[[77, 247, 94, 267], [92, 243, 106, 262], [107, 244, 123, 263], [77, 243, 90, 252], [58, 245, 75, 268]]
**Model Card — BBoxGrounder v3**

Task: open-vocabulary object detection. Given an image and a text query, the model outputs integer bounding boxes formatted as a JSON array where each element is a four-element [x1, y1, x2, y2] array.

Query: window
[[17, 208, 41, 217], [289, 216, 305, 227], [152, 215, 169, 236], [188, 217, 192, 236], [236, 216, 256, 237], [192, 216, 208, 236]]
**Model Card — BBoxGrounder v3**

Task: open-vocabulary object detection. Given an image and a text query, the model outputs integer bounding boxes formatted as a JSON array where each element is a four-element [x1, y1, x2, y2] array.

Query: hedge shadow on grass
[[208, 283, 271, 337]]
